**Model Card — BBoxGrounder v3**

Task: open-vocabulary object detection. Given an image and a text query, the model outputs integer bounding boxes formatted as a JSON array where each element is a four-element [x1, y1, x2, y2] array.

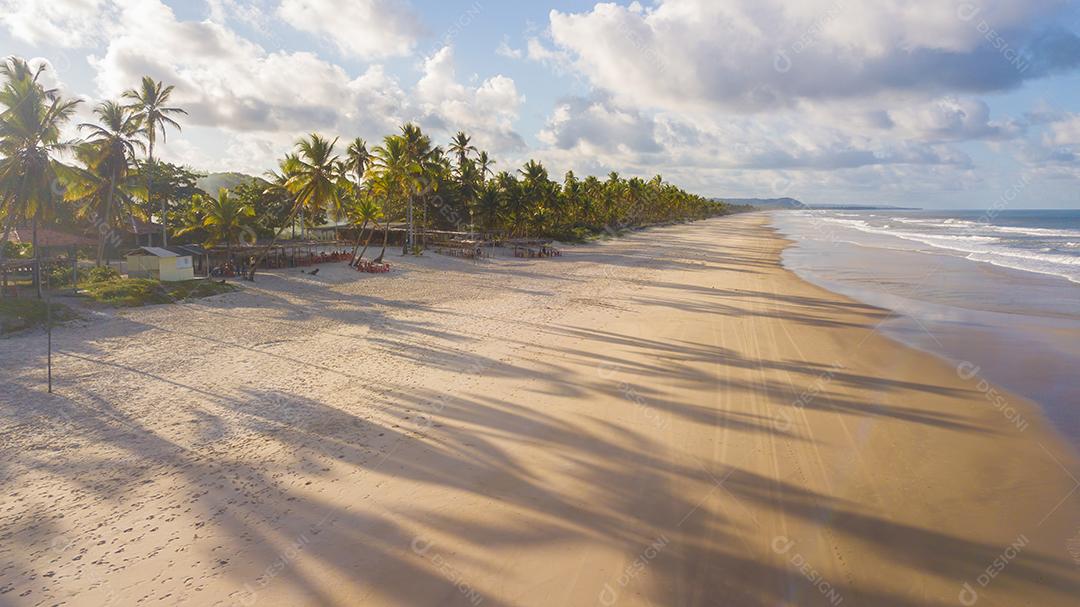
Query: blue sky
[[2, 0, 1080, 208]]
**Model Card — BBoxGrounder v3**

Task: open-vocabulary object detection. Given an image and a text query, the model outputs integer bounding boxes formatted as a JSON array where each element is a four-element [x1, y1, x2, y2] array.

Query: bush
[[85, 266, 121, 283], [80, 278, 237, 307], [549, 225, 599, 243], [80, 278, 170, 307], [49, 265, 74, 287], [0, 299, 78, 335], [2, 241, 32, 259]]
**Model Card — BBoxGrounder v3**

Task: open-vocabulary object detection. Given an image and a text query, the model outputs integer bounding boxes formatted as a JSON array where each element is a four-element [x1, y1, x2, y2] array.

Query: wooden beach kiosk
[[126, 247, 195, 282]]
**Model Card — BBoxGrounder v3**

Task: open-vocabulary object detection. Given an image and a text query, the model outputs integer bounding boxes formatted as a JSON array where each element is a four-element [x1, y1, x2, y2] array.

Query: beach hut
[[167, 245, 210, 277], [126, 247, 195, 282]]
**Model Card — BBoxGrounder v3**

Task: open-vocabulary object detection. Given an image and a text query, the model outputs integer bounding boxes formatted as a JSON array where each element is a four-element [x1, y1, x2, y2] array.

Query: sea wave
[[815, 216, 1079, 282], [889, 218, 1080, 239], [819, 217, 999, 243], [988, 225, 1080, 238]]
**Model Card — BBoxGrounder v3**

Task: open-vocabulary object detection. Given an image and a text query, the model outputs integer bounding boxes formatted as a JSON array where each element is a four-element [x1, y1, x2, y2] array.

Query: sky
[[2, 0, 1080, 209]]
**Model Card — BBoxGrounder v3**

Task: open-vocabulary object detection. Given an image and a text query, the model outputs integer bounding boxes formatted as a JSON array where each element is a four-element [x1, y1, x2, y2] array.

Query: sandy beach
[[1, 213, 1078, 606]]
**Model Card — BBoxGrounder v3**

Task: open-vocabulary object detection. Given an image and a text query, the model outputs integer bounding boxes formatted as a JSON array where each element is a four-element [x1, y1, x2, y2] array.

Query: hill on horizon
[[716, 197, 806, 209], [715, 197, 920, 211], [197, 172, 267, 195]]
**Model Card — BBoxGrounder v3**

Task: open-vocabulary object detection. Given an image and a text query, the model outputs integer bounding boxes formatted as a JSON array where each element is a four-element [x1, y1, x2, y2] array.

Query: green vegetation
[[176, 188, 255, 263], [49, 265, 75, 287], [80, 278, 237, 307], [123, 75, 188, 248], [68, 100, 145, 266], [85, 266, 121, 283], [0, 57, 82, 297], [2, 241, 32, 259], [2, 54, 745, 291], [0, 298, 78, 336]]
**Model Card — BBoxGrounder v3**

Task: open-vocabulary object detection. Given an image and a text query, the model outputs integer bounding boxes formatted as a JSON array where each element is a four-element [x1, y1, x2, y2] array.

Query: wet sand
[[1, 213, 1078, 606]]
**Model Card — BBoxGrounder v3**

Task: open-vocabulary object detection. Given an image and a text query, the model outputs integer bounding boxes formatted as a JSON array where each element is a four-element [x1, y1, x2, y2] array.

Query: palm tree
[[348, 195, 383, 265], [178, 188, 254, 267], [398, 124, 441, 253], [449, 131, 476, 173], [370, 134, 409, 262], [340, 137, 372, 260], [123, 76, 186, 247], [346, 138, 370, 184], [493, 170, 520, 236], [477, 150, 495, 184], [475, 184, 501, 233], [246, 134, 340, 281], [0, 57, 82, 297], [75, 101, 144, 266], [263, 153, 302, 238], [516, 160, 551, 237]]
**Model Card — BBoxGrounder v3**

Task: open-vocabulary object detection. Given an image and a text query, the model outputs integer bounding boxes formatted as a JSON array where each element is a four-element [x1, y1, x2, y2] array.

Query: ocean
[[771, 209, 1080, 449]]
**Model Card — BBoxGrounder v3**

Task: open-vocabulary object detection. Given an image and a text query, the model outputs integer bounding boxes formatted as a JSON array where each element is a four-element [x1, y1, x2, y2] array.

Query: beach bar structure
[[2, 225, 96, 297], [126, 247, 195, 282]]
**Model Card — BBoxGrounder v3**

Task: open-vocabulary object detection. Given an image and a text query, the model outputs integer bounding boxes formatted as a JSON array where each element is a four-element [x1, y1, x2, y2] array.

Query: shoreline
[[1, 213, 1078, 605], [770, 209, 1080, 455]]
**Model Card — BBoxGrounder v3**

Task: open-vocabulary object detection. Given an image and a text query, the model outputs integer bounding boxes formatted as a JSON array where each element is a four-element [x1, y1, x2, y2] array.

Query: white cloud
[[0, 0, 115, 48], [206, 0, 272, 33], [539, 94, 661, 157], [1047, 114, 1080, 147], [544, 0, 1080, 114], [89, 0, 406, 137], [415, 47, 526, 152], [496, 36, 523, 60], [528, 92, 979, 202], [59, 1, 524, 172], [277, 0, 424, 59], [888, 98, 1024, 142]]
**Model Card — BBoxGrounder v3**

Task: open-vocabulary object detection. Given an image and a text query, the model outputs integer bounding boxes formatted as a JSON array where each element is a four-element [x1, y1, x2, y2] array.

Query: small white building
[[126, 247, 195, 282]]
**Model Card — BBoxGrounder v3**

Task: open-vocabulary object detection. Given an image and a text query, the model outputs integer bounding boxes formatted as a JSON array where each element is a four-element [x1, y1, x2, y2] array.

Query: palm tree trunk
[[148, 137, 165, 247], [374, 215, 391, 264], [32, 210, 42, 299], [404, 195, 413, 255], [349, 220, 368, 266], [97, 176, 118, 267], [357, 220, 377, 262], [246, 200, 302, 281]]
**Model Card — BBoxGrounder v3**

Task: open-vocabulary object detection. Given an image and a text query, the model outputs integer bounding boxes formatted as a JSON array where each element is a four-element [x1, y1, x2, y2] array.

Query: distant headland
[[713, 197, 921, 211]]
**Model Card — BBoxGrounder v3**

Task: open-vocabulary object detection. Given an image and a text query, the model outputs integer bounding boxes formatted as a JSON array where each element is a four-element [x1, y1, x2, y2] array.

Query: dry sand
[[1, 213, 1078, 606]]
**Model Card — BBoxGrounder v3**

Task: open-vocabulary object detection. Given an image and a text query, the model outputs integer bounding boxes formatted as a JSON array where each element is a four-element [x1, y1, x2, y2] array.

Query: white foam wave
[[989, 225, 1080, 238], [815, 216, 1080, 283]]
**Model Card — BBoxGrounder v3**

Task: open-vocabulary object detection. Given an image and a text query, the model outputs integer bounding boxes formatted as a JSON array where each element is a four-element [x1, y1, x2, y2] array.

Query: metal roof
[[167, 245, 208, 256], [129, 246, 183, 257], [4, 225, 97, 248]]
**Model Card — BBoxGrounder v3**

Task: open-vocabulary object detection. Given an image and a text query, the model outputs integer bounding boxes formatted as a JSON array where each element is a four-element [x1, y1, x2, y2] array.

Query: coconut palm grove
[[0, 56, 740, 290]]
